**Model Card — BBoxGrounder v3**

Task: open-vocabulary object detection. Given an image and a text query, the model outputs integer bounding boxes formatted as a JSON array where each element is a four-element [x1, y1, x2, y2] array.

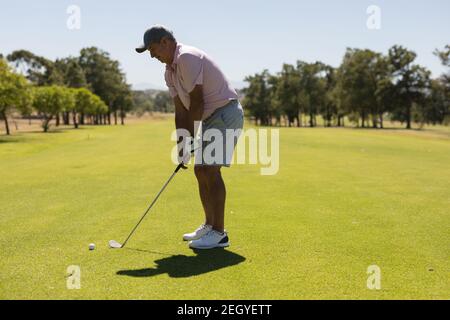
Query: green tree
[[73, 88, 91, 128], [296, 61, 328, 127], [266, 74, 282, 126], [90, 94, 108, 124], [273, 64, 300, 127], [373, 55, 395, 128], [111, 82, 134, 125], [434, 45, 450, 68], [432, 45, 450, 124], [335, 49, 382, 128], [388, 45, 431, 129], [7, 50, 63, 86], [132, 90, 155, 116], [426, 80, 449, 125], [114, 83, 134, 125], [53, 57, 89, 125], [79, 47, 128, 124], [71, 88, 107, 128], [242, 70, 273, 126], [32, 86, 74, 132], [0, 59, 31, 135], [153, 91, 174, 113], [54, 57, 88, 89], [320, 65, 338, 127]]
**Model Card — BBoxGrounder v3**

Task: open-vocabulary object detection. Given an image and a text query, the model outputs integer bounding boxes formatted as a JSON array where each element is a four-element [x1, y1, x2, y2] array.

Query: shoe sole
[[189, 242, 230, 250]]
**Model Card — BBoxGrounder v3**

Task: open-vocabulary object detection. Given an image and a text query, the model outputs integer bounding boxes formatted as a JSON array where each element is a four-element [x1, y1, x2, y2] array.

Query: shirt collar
[[166, 43, 182, 72]]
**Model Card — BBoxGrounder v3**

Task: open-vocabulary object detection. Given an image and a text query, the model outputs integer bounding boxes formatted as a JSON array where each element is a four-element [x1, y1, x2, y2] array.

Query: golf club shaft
[[120, 163, 185, 248]]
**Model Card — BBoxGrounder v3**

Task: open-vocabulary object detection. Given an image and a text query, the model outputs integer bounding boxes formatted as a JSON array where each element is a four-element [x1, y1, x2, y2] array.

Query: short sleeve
[[177, 53, 203, 93], [164, 69, 178, 98]]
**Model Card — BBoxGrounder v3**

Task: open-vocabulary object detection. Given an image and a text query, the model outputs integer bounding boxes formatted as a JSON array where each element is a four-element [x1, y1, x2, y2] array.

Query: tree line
[[132, 89, 175, 116], [242, 45, 450, 129], [1, 48, 133, 135]]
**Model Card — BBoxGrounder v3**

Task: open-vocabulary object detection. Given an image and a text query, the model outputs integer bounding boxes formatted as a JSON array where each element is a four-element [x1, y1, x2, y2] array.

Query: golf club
[[109, 148, 196, 249]]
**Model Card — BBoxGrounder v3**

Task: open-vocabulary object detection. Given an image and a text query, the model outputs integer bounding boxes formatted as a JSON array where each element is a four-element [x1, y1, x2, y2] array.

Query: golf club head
[[109, 240, 122, 249]]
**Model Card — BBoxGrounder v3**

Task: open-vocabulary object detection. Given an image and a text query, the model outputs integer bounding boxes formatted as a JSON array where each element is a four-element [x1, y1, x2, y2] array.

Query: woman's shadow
[[116, 249, 245, 278]]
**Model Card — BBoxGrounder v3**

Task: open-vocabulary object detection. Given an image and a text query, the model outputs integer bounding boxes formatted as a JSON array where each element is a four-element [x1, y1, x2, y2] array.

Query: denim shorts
[[196, 100, 244, 167]]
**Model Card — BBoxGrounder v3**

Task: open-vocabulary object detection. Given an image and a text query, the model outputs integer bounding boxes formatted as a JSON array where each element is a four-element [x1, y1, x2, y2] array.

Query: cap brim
[[135, 45, 147, 53]]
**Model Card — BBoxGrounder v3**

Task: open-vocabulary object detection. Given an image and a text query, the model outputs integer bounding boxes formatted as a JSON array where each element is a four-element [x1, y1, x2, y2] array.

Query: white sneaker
[[183, 224, 212, 241], [189, 230, 229, 249]]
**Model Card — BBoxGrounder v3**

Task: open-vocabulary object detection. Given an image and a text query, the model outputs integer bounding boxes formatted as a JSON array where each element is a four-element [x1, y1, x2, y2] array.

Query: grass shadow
[[350, 127, 424, 131], [123, 247, 177, 256], [116, 248, 246, 278], [14, 126, 90, 134], [350, 126, 450, 139], [0, 137, 21, 144], [25, 129, 67, 134]]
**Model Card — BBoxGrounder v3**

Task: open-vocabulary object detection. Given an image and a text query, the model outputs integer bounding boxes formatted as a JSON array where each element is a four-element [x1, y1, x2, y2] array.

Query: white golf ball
[[89, 243, 95, 250]]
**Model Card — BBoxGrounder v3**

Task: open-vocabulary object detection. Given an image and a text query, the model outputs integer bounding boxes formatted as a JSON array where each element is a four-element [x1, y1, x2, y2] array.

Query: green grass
[[0, 119, 449, 299]]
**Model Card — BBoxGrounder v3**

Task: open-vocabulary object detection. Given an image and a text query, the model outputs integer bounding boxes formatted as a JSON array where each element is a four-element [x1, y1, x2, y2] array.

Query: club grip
[[175, 163, 188, 173]]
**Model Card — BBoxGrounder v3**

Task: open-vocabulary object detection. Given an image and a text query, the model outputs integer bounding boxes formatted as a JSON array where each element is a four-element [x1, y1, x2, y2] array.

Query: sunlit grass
[[0, 118, 449, 299]]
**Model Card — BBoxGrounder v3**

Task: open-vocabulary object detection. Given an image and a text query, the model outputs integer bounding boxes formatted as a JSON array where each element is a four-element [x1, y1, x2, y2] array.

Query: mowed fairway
[[0, 118, 449, 299]]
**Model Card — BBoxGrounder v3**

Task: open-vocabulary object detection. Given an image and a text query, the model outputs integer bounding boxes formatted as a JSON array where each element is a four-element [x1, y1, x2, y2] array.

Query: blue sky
[[1, 0, 449, 89]]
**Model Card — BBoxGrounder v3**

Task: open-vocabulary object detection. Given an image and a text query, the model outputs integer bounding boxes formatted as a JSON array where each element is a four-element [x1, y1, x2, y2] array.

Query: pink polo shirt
[[164, 43, 239, 120]]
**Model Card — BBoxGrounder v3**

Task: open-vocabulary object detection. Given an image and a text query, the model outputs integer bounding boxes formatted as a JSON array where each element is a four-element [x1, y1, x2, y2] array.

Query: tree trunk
[[309, 113, 314, 127], [63, 112, 70, 125], [73, 111, 78, 129], [2, 111, 10, 135], [107, 113, 111, 125], [114, 111, 118, 125], [372, 115, 378, 128], [120, 108, 125, 125], [379, 113, 384, 128], [56, 113, 60, 126], [406, 102, 411, 129], [80, 113, 85, 125], [43, 115, 53, 132]]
